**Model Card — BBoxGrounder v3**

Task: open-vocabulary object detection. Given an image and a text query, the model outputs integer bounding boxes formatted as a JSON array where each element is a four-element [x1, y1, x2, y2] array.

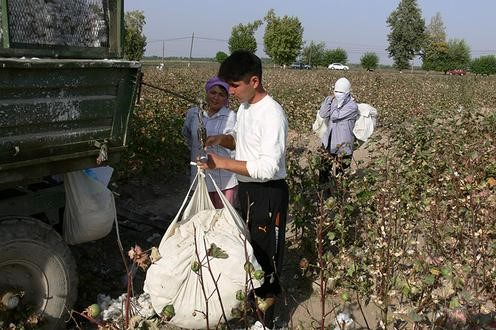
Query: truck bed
[[0, 58, 140, 186]]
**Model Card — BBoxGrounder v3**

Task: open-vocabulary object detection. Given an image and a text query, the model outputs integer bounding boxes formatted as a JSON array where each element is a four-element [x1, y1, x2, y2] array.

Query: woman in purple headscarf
[[182, 76, 238, 208]]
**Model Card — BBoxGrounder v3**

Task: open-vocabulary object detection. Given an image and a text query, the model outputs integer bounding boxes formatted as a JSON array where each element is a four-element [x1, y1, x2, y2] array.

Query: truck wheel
[[0, 216, 78, 329]]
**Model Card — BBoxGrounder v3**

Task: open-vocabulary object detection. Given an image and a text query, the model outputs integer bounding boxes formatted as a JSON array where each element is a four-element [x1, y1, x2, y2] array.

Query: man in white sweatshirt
[[200, 50, 288, 329]]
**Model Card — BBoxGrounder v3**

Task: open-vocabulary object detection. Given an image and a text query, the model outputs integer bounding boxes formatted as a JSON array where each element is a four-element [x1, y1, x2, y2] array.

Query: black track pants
[[238, 179, 289, 298]]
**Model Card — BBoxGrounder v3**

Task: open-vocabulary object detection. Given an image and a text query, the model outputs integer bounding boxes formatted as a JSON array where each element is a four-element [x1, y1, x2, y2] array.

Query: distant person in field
[[318, 77, 358, 194], [182, 76, 238, 208], [198, 50, 288, 329]]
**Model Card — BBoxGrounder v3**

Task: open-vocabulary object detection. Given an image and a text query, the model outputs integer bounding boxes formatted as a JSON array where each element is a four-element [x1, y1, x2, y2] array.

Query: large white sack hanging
[[143, 170, 263, 329], [353, 103, 378, 142], [312, 110, 328, 140], [63, 170, 115, 245]]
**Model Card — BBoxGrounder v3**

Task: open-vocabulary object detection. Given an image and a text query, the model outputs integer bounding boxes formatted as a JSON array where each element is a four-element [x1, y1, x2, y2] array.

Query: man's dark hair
[[218, 50, 262, 83]]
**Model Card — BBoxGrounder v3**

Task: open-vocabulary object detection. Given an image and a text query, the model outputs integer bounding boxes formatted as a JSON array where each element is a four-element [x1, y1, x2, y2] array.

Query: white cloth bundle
[[312, 111, 328, 140], [63, 170, 115, 245], [353, 103, 378, 142], [143, 170, 262, 329]]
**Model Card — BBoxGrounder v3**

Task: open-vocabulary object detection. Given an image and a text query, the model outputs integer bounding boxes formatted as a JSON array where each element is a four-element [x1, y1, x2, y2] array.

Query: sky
[[123, 0, 496, 65]]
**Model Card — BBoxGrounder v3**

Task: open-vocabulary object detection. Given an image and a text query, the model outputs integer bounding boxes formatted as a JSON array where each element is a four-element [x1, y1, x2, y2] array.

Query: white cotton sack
[[144, 171, 263, 329]]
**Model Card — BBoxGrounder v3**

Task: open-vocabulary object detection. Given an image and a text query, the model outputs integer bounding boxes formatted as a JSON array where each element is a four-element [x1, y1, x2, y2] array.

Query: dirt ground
[[69, 172, 190, 320], [69, 132, 377, 329]]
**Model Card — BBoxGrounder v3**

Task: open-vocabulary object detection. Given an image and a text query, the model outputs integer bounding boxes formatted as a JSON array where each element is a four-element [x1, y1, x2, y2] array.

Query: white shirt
[[182, 106, 238, 191], [232, 95, 287, 183]]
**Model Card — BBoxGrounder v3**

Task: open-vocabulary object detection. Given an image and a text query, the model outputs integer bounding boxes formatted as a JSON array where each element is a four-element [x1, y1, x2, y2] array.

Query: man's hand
[[197, 153, 225, 170], [197, 153, 250, 177]]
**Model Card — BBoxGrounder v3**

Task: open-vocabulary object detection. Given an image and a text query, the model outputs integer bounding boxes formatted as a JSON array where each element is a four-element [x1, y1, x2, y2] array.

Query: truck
[[0, 0, 140, 328]]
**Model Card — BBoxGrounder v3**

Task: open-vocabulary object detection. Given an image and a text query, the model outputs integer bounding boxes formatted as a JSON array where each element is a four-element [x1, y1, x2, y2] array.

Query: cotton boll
[[1, 292, 20, 310], [99, 292, 156, 322]]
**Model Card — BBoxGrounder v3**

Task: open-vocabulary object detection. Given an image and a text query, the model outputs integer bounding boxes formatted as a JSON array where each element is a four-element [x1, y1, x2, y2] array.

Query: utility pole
[[188, 32, 194, 67], [162, 40, 165, 64], [309, 45, 312, 67]]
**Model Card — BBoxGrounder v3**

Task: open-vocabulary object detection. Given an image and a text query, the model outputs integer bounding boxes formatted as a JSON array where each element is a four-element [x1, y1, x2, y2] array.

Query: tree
[[470, 55, 496, 75], [124, 10, 147, 61], [301, 41, 326, 67], [263, 9, 304, 66], [422, 41, 449, 72], [426, 12, 446, 43], [386, 0, 425, 70], [322, 48, 348, 65], [215, 51, 228, 63], [446, 39, 471, 70], [422, 39, 470, 73], [422, 12, 448, 71], [361, 52, 379, 71], [228, 20, 262, 54]]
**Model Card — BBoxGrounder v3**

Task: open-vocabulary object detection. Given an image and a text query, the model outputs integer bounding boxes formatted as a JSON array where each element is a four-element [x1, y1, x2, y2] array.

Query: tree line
[[123, 1, 496, 75]]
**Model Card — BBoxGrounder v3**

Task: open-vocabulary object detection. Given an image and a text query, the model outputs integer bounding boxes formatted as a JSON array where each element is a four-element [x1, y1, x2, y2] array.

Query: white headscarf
[[333, 77, 351, 108]]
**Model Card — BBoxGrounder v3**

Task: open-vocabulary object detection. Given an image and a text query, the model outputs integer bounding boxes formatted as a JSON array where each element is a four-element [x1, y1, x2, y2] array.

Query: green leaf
[[191, 260, 200, 273], [344, 204, 355, 213], [357, 189, 374, 202], [207, 243, 229, 259], [449, 297, 461, 309], [401, 285, 411, 296], [341, 291, 350, 301], [161, 304, 175, 320], [459, 290, 474, 302], [347, 264, 356, 276], [408, 310, 424, 322], [396, 310, 424, 323], [252, 269, 265, 281], [423, 274, 436, 286], [244, 261, 255, 274], [440, 266, 452, 278], [235, 290, 245, 301]]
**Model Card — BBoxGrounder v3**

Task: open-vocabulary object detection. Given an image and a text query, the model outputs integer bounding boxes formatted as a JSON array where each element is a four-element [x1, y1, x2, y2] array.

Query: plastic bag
[[63, 170, 115, 245], [83, 166, 114, 186], [353, 103, 378, 142], [143, 170, 262, 329]]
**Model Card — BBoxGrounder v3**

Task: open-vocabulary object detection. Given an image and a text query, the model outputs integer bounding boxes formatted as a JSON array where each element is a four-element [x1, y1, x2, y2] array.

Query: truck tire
[[0, 216, 78, 329]]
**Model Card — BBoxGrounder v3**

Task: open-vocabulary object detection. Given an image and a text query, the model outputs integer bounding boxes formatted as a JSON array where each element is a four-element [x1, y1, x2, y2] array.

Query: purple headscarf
[[205, 76, 229, 107], [205, 76, 229, 94]]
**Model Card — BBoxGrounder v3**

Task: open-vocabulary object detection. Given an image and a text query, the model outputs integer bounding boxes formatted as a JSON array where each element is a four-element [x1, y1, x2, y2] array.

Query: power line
[[148, 37, 191, 43], [145, 34, 496, 57], [196, 36, 228, 43], [146, 35, 388, 54]]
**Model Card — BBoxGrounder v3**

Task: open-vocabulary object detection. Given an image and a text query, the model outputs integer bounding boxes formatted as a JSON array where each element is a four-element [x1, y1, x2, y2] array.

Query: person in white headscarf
[[317, 77, 358, 193]]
